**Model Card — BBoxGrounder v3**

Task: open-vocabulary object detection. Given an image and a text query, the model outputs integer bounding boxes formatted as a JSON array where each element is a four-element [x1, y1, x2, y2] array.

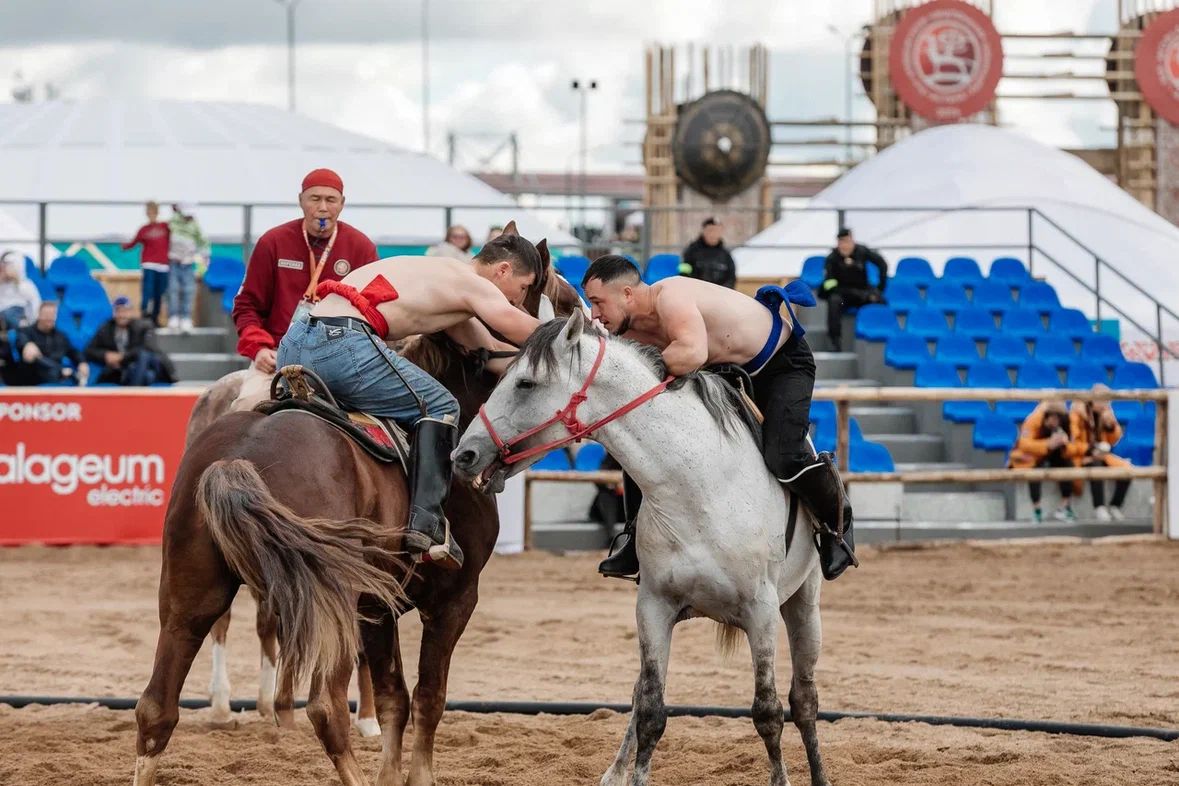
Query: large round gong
[[672, 89, 771, 201]]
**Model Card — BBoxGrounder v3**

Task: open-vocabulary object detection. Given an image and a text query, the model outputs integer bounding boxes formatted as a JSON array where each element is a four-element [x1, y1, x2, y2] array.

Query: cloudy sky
[[0, 0, 1122, 173]]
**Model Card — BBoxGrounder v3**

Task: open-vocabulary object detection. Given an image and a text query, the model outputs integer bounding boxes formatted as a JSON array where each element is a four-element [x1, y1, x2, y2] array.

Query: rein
[[478, 334, 673, 465]]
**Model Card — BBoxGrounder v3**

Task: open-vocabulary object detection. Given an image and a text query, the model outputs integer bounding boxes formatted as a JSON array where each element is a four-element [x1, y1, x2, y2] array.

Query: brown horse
[[136, 246, 580, 786]]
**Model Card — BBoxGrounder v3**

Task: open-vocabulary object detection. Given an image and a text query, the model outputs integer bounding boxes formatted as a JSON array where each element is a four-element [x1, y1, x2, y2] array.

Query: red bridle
[[478, 334, 673, 466]]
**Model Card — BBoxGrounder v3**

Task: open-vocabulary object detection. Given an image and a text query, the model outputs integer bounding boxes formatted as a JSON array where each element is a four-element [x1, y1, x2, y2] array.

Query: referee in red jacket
[[230, 168, 379, 410]]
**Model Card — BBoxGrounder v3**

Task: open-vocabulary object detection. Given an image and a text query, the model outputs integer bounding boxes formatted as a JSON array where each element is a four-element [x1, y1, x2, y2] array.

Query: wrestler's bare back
[[312, 256, 529, 342], [625, 277, 790, 365]]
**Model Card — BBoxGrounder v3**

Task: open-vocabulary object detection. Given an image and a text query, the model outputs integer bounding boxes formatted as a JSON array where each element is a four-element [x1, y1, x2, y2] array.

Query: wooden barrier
[[521, 387, 1171, 546]]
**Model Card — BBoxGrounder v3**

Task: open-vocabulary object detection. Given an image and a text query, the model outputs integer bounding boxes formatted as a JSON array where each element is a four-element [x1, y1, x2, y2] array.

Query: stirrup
[[412, 517, 463, 570], [814, 519, 860, 569], [598, 530, 640, 583]]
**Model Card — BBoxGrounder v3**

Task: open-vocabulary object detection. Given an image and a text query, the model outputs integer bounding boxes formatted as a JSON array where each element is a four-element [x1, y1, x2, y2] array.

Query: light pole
[[422, 0, 430, 154], [274, 0, 302, 113], [827, 24, 858, 166], [570, 78, 598, 237]]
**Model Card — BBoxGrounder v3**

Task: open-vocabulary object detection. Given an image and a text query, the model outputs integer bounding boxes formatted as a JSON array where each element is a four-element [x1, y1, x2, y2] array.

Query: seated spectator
[[0, 250, 41, 329], [1008, 400, 1084, 522], [820, 228, 888, 351], [84, 296, 176, 386], [680, 217, 736, 289], [427, 225, 474, 259], [167, 203, 208, 332], [14, 301, 89, 386], [1070, 385, 1130, 521]]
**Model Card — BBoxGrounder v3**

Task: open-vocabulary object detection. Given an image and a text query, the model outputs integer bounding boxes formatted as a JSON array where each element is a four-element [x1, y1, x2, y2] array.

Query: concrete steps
[[872, 433, 944, 463], [814, 351, 858, 379], [156, 327, 230, 355], [851, 405, 916, 434], [170, 352, 249, 381]]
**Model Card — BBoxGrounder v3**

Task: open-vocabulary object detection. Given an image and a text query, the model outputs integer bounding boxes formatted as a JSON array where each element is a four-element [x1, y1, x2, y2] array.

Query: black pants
[[1029, 450, 1073, 504], [826, 287, 882, 343], [1081, 458, 1130, 508], [751, 334, 818, 480]]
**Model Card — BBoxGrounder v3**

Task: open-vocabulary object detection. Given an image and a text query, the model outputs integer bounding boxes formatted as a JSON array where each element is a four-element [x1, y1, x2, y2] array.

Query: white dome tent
[[0, 98, 575, 264], [736, 124, 1179, 378]]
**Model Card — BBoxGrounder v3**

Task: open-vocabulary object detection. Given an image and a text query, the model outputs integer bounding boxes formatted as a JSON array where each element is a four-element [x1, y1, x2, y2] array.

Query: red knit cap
[[301, 168, 344, 194]]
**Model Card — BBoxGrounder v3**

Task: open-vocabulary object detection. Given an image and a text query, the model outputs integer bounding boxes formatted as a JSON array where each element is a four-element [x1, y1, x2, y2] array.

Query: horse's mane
[[516, 319, 761, 444], [399, 333, 458, 378]]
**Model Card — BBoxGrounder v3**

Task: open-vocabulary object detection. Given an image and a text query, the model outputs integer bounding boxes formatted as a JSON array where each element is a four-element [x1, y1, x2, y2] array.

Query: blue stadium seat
[[914, 359, 962, 389], [894, 257, 934, 288], [574, 442, 607, 471], [203, 256, 246, 292], [973, 412, 1017, 452], [996, 360, 1060, 421], [986, 334, 1031, 368], [954, 308, 998, 340], [904, 307, 950, 340], [533, 449, 573, 471], [1002, 309, 1047, 340], [1118, 415, 1155, 466], [1066, 360, 1109, 389], [1019, 281, 1061, 313], [643, 254, 681, 284], [971, 279, 1018, 314], [46, 255, 91, 290], [57, 311, 106, 352], [849, 440, 895, 473], [945, 360, 1011, 423], [988, 257, 1030, 286], [800, 255, 826, 289], [1111, 362, 1159, 423], [24, 257, 41, 280], [555, 255, 592, 285], [221, 287, 237, 314], [885, 334, 932, 370], [1050, 308, 1093, 341], [34, 277, 58, 301], [1034, 334, 1079, 369], [943, 256, 983, 287], [935, 334, 979, 368], [61, 279, 111, 320], [1080, 334, 1125, 369], [855, 305, 899, 341], [885, 281, 924, 313], [867, 263, 881, 288], [809, 400, 836, 427], [814, 417, 864, 453], [925, 280, 970, 313]]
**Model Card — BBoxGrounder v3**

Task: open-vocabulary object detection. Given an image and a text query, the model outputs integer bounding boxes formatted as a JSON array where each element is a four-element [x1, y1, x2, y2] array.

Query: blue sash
[[742, 280, 816, 375]]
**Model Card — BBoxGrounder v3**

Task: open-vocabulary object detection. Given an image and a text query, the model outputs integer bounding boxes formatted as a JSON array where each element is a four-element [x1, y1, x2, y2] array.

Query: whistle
[[318, 218, 327, 230]]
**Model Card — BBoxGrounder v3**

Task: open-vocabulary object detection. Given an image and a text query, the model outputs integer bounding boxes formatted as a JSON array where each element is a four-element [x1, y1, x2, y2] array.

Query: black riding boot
[[598, 473, 642, 579], [404, 418, 464, 570], [784, 452, 858, 580]]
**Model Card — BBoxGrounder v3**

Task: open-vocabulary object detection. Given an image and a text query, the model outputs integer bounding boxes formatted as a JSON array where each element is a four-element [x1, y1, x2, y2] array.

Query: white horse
[[453, 310, 831, 786]]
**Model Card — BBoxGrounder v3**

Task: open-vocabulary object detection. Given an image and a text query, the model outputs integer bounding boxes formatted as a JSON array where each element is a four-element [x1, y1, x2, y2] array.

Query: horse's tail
[[714, 623, 744, 659], [197, 458, 406, 686]]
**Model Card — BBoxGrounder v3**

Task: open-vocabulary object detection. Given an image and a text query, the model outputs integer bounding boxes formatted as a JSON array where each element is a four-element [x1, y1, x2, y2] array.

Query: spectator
[[680, 217, 736, 289], [13, 301, 89, 386], [1070, 385, 1131, 521], [84, 296, 176, 386], [820, 228, 888, 352], [123, 201, 171, 327], [485, 225, 504, 244], [167, 203, 209, 332], [427, 225, 474, 259], [1009, 400, 1084, 522], [0, 250, 40, 329]]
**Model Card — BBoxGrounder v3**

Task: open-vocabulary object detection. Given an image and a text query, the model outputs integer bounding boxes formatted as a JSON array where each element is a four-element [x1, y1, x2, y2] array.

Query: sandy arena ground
[[1, 539, 1177, 785]]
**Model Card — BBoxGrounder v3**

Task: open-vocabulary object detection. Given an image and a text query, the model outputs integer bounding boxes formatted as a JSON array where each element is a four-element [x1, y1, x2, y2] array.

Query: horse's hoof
[[354, 715, 382, 737], [257, 702, 275, 721], [209, 695, 232, 724], [275, 710, 297, 730]]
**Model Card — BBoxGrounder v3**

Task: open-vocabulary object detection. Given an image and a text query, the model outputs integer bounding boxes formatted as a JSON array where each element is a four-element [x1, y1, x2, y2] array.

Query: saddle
[[253, 365, 411, 468], [707, 363, 765, 447]]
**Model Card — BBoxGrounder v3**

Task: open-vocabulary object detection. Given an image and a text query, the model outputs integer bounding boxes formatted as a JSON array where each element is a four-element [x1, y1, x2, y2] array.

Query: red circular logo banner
[[1136, 7, 1179, 126], [889, 0, 1004, 122]]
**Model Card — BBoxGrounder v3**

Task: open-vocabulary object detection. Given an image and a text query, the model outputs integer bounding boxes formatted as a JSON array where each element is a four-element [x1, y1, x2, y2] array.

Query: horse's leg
[[405, 591, 478, 786], [253, 592, 280, 723], [746, 605, 788, 786], [782, 570, 830, 786], [306, 656, 370, 786], [622, 591, 677, 786], [135, 566, 237, 785], [272, 633, 297, 730], [361, 612, 411, 786], [354, 653, 382, 737], [207, 607, 233, 722]]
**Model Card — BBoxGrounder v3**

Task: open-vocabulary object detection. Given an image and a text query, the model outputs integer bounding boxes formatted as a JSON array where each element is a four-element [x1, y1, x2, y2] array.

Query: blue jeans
[[1, 305, 26, 329], [141, 268, 169, 325], [277, 315, 459, 426], [168, 262, 196, 320]]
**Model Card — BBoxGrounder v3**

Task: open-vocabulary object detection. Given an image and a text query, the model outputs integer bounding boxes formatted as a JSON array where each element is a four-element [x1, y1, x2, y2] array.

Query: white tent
[[736, 124, 1179, 377], [0, 98, 575, 253]]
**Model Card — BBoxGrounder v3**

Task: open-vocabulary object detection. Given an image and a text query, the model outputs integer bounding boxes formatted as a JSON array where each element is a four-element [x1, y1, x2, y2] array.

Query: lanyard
[[301, 223, 339, 302]]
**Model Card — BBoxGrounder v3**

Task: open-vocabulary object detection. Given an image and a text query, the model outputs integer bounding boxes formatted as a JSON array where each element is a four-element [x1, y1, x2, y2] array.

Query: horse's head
[[454, 309, 614, 492]]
